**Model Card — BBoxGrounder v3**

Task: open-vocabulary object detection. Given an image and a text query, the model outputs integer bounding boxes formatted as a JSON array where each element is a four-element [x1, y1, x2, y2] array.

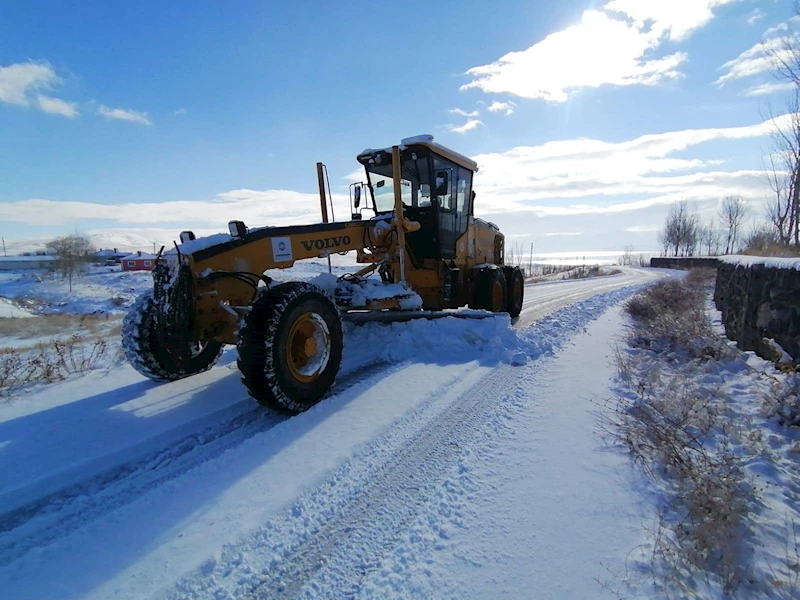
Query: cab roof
[[357, 134, 479, 173]]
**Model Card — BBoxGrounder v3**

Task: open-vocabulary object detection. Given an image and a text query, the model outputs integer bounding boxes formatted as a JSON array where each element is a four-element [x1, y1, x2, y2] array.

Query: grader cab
[[122, 135, 525, 412]]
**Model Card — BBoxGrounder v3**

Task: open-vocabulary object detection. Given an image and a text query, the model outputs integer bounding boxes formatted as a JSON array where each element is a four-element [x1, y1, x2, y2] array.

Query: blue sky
[[0, 0, 796, 254]]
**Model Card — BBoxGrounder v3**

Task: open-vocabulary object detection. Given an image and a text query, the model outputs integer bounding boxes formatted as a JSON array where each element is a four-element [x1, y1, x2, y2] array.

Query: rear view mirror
[[354, 186, 361, 208], [435, 171, 449, 196]]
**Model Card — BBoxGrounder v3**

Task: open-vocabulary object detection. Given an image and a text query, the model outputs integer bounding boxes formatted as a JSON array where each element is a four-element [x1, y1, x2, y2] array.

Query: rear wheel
[[503, 266, 525, 318], [470, 268, 507, 313], [237, 282, 343, 412], [122, 290, 224, 381]]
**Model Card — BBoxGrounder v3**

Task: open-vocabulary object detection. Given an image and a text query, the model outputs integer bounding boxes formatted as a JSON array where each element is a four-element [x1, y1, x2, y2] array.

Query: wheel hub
[[286, 312, 331, 383]]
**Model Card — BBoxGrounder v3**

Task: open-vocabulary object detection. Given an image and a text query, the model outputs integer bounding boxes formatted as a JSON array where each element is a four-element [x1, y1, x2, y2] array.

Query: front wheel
[[122, 290, 224, 381], [237, 282, 343, 413], [470, 268, 507, 313], [503, 266, 525, 318]]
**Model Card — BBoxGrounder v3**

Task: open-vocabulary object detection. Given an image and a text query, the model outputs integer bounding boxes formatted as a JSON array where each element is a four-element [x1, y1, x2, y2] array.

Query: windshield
[[368, 174, 411, 213], [363, 149, 430, 214]]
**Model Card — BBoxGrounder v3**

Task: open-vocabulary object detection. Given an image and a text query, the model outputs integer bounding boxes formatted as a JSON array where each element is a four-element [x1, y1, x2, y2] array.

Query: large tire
[[237, 282, 343, 413], [122, 290, 224, 381], [469, 267, 507, 312], [503, 266, 525, 318]]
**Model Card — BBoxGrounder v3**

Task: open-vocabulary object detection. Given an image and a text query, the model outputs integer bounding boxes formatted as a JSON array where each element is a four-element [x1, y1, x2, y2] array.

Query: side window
[[456, 168, 472, 215], [433, 158, 455, 212], [144, 261, 152, 267]]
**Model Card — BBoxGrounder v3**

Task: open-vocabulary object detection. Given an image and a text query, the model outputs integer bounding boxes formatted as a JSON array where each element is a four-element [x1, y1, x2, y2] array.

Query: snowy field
[[0, 262, 725, 599]]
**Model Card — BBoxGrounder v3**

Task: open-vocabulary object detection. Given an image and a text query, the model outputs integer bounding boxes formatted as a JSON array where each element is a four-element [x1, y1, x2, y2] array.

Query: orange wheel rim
[[285, 312, 331, 383]]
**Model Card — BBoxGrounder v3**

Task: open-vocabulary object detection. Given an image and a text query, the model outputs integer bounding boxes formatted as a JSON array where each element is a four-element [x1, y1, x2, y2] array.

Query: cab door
[[434, 157, 472, 260]]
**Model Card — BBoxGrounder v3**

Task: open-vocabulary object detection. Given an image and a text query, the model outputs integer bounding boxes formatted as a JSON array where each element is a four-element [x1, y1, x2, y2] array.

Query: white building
[[0, 255, 59, 270]]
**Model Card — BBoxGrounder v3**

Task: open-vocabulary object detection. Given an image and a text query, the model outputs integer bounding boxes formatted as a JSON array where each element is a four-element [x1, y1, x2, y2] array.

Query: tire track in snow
[[0, 361, 395, 567], [165, 286, 645, 600]]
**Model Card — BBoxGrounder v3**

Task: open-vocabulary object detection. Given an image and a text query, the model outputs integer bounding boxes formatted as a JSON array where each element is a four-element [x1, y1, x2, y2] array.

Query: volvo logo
[[301, 235, 351, 251]]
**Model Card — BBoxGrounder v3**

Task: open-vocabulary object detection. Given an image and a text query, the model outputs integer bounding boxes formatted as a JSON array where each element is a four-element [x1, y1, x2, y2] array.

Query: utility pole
[[528, 241, 533, 277], [1, 237, 6, 256]]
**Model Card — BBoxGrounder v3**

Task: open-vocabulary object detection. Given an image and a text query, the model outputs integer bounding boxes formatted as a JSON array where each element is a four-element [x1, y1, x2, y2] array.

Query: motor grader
[[122, 135, 525, 412]]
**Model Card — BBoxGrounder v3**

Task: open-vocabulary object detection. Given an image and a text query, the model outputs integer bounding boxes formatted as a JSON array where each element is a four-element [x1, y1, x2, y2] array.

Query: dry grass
[[0, 314, 121, 344], [603, 277, 754, 593], [740, 241, 800, 258], [625, 277, 719, 357], [0, 335, 110, 397]]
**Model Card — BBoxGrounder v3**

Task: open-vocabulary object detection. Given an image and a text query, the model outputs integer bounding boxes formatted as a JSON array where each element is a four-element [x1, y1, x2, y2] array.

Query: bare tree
[[45, 235, 94, 292], [764, 5, 800, 246], [659, 201, 700, 257], [697, 222, 722, 256], [719, 196, 747, 254]]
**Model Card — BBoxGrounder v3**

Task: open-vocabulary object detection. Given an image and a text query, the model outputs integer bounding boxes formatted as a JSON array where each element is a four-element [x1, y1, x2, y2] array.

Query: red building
[[121, 251, 159, 271]]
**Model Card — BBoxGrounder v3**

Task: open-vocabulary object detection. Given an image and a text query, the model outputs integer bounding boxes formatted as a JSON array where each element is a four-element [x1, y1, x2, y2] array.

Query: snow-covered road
[[0, 267, 665, 599]]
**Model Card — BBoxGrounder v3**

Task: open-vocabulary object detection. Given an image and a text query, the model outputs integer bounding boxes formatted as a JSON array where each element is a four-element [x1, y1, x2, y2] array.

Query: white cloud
[[0, 62, 56, 106], [716, 36, 793, 84], [742, 81, 795, 97], [487, 101, 516, 115], [625, 225, 660, 233], [36, 94, 78, 118], [174, 107, 188, 115], [97, 105, 152, 125], [449, 107, 479, 117], [746, 9, 765, 25], [541, 231, 583, 236], [0, 61, 77, 118], [605, 0, 735, 42], [3, 116, 784, 236], [470, 114, 789, 217], [447, 119, 484, 134], [462, 1, 735, 102]]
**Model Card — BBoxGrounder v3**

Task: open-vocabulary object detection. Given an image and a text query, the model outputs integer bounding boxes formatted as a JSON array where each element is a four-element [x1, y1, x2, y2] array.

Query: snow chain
[[152, 262, 196, 366]]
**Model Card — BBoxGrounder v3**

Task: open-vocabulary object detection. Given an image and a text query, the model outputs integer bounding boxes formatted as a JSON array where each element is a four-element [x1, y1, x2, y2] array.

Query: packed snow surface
[[719, 254, 800, 270], [0, 283, 658, 600]]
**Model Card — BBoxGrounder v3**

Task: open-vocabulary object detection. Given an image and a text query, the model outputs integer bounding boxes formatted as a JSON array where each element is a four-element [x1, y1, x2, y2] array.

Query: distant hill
[[3, 228, 224, 256]]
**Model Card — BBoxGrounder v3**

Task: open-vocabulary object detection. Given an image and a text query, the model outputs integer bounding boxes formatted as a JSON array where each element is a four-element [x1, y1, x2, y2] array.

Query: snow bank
[[0, 298, 35, 318], [309, 273, 423, 310], [169, 233, 234, 255], [339, 285, 642, 374], [719, 254, 800, 271]]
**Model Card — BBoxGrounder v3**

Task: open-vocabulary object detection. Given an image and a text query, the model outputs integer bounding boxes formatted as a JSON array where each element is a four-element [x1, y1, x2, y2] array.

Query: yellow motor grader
[[122, 135, 525, 412]]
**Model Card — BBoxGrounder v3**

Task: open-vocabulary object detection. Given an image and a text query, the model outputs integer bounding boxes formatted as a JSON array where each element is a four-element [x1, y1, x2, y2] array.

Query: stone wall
[[714, 261, 800, 362], [650, 257, 719, 269]]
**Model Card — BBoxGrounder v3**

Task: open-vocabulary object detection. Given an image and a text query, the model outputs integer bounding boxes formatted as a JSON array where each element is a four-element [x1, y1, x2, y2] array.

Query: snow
[[310, 273, 424, 310], [0, 281, 656, 600], [120, 252, 157, 261], [170, 233, 234, 255], [719, 254, 800, 270], [0, 298, 34, 318], [0, 267, 153, 315]]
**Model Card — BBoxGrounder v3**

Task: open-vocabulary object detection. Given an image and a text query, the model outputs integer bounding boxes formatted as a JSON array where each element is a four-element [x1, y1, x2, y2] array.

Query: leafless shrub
[[625, 279, 721, 357], [683, 267, 717, 287], [764, 373, 800, 427], [603, 351, 749, 592], [0, 336, 109, 397]]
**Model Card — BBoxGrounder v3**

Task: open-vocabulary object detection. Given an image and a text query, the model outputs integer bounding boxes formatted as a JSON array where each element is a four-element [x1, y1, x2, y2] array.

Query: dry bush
[[740, 241, 800, 258], [606, 353, 749, 592], [764, 373, 800, 427], [625, 279, 719, 356], [0, 335, 109, 397], [684, 267, 717, 286], [605, 279, 755, 593]]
